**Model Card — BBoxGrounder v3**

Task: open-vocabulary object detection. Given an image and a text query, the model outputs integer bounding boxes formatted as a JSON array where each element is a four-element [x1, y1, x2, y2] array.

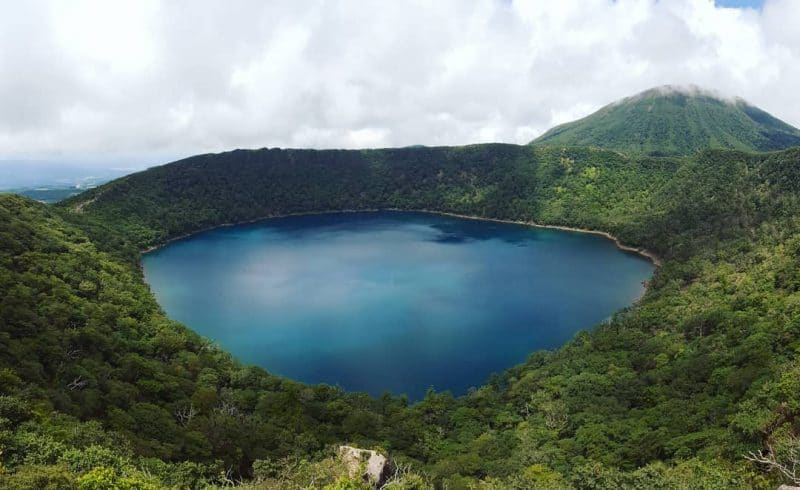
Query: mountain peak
[[639, 84, 723, 96], [533, 86, 800, 156], [623, 85, 736, 104]]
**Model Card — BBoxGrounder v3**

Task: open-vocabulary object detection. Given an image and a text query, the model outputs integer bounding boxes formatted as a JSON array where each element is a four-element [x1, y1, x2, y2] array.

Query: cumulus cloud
[[0, 0, 798, 165]]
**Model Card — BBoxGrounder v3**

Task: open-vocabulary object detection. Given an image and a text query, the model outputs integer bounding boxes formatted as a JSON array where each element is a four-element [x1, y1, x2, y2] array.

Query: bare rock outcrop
[[339, 445, 392, 487]]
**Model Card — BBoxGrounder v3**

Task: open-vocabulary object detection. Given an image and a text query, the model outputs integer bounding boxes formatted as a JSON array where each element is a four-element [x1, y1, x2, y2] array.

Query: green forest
[[533, 88, 800, 156], [3, 139, 800, 488]]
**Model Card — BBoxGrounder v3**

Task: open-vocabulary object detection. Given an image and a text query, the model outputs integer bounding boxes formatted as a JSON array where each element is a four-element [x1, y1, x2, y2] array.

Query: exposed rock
[[339, 445, 392, 487], [778, 485, 800, 490]]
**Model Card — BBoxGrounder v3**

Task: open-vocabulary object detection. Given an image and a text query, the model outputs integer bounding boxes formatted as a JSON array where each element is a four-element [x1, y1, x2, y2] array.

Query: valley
[[3, 87, 800, 488]]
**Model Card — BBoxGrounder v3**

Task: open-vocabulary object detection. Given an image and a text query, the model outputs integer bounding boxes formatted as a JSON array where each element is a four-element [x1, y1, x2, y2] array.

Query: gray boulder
[[339, 445, 392, 487]]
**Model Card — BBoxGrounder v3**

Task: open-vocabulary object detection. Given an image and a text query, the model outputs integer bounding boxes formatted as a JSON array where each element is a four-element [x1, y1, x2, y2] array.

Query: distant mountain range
[[532, 85, 800, 156]]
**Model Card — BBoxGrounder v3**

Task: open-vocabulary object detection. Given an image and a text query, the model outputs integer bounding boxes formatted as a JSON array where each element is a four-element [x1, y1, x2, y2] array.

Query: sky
[[716, 0, 764, 8], [0, 0, 798, 171]]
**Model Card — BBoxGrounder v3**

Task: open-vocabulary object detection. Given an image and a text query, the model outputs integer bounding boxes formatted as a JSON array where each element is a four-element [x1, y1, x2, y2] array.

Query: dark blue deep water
[[142, 212, 653, 400]]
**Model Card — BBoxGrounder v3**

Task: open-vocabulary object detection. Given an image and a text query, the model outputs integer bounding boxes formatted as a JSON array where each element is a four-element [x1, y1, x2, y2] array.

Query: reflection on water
[[143, 211, 653, 400]]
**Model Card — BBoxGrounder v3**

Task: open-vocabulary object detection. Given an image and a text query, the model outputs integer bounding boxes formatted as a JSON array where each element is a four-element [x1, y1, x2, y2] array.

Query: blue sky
[[715, 0, 764, 9]]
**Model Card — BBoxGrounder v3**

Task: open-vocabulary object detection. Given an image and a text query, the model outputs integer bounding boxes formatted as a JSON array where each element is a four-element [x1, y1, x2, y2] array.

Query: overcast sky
[[1, 0, 798, 167]]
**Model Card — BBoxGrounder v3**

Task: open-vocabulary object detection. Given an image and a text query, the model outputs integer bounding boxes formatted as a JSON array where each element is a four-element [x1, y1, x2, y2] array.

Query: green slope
[[532, 86, 800, 156], [61, 145, 675, 255], [0, 193, 429, 488], [5, 142, 800, 486], [26, 143, 799, 487]]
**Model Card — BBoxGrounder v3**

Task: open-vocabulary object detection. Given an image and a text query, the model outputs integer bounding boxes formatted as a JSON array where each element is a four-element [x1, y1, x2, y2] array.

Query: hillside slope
[[0, 194, 428, 487], [532, 86, 800, 156], [55, 144, 800, 485], [5, 142, 800, 487], [63, 144, 676, 256]]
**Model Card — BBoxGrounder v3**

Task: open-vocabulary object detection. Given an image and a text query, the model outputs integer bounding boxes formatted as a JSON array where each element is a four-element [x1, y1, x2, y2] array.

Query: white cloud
[[0, 0, 798, 164]]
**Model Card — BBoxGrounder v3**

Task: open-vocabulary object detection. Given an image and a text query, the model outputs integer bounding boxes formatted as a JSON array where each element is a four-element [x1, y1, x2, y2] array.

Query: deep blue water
[[142, 212, 653, 400]]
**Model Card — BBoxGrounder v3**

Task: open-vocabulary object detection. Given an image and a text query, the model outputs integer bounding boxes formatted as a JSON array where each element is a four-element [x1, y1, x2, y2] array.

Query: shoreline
[[140, 208, 661, 267], [407, 209, 662, 267], [139, 209, 381, 254]]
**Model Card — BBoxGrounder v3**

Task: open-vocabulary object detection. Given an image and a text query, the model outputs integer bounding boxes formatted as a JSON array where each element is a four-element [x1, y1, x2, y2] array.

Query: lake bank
[[141, 208, 662, 267]]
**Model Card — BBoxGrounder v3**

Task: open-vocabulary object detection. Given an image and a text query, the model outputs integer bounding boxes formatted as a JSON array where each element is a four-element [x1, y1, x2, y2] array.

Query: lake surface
[[142, 211, 653, 399]]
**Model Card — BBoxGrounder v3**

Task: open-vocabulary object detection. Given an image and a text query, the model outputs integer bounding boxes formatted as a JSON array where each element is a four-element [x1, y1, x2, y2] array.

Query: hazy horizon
[[1, 0, 798, 180]]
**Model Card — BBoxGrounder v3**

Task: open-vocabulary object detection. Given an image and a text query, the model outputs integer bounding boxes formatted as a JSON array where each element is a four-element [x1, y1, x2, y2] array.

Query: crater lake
[[142, 211, 654, 400]]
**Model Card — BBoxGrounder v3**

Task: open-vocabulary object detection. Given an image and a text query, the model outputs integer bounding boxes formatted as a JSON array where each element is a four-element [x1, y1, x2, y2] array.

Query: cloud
[[0, 0, 799, 164]]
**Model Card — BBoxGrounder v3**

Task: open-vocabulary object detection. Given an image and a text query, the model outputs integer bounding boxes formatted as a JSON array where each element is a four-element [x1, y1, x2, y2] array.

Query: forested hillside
[[3, 143, 800, 488], [533, 87, 800, 156], [64, 144, 676, 257], [0, 194, 432, 488]]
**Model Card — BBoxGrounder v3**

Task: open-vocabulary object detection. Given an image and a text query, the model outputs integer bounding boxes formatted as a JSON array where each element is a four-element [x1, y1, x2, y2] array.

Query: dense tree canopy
[[3, 143, 800, 487], [532, 88, 800, 156]]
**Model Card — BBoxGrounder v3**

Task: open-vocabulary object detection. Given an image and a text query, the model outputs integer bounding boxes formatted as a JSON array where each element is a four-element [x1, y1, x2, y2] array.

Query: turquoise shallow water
[[142, 211, 653, 400]]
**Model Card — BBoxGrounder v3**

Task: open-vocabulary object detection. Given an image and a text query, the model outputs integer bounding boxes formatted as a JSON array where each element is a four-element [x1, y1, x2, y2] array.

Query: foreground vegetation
[[3, 142, 800, 487]]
